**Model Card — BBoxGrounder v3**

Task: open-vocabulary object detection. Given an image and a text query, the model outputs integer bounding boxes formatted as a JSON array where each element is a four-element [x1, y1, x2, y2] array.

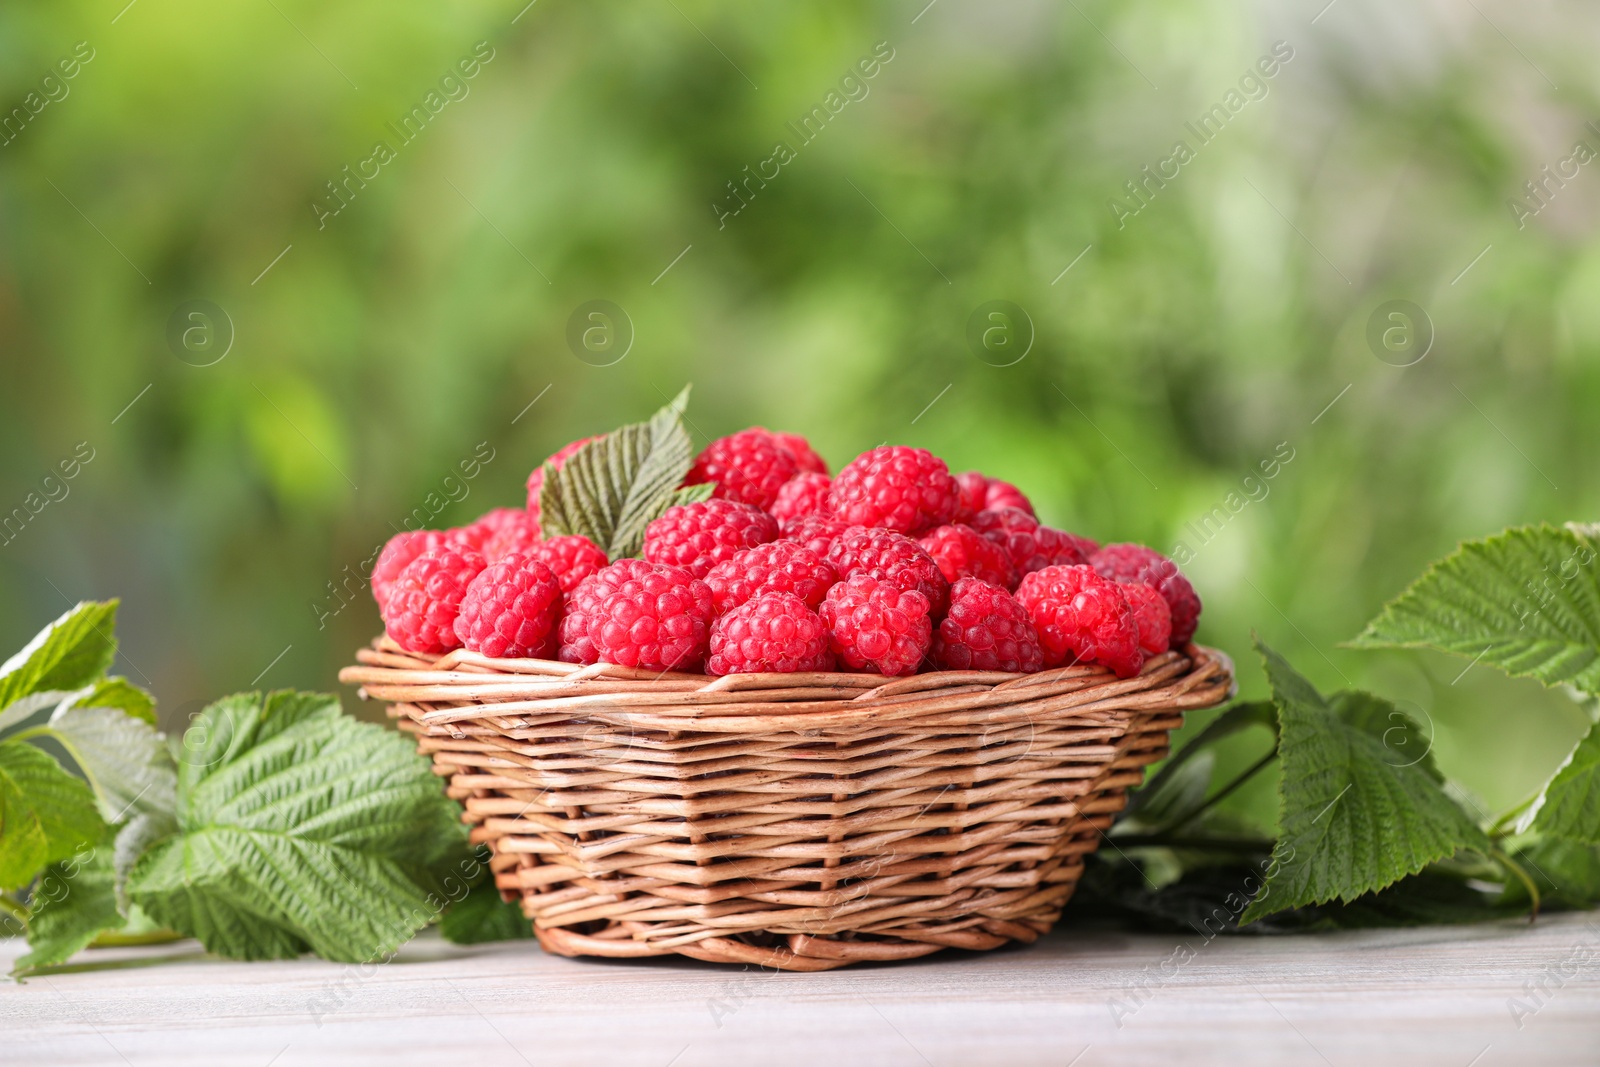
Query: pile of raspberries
[[372, 428, 1201, 679]]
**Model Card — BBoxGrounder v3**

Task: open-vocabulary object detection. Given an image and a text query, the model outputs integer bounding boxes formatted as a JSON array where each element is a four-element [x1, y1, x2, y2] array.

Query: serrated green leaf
[[1130, 701, 1277, 820], [0, 601, 119, 731], [1504, 836, 1600, 908], [13, 843, 121, 976], [113, 810, 174, 913], [1525, 719, 1600, 844], [0, 740, 107, 891], [46, 703, 176, 824], [1241, 640, 1490, 924], [126, 689, 466, 962], [439, 880, 534, 945], [75, 677, 156, 726], [539, 386, 700, 559], [1352, 524, 1600, 692]]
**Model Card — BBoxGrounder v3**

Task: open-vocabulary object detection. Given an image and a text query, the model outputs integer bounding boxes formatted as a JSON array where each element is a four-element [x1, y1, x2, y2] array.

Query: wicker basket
[[340, 640, 1232, 971]]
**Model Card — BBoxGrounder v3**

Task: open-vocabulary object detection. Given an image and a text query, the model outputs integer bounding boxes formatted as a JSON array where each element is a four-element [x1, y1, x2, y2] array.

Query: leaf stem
[[1163, 747, 1279, 834], [89, 928, 185, 948], [1108, 833, 1277, 853], [1491, 847, 1541, 922], [0, 892, 30, 927]]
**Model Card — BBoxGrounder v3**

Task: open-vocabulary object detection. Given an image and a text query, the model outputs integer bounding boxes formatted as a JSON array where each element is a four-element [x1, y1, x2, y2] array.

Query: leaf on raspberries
[[125, 689, 466, 962], [539, 385, 703, 559], [45, 701, 176, 824], [440, 880, 534, 945], [1240, 640, 1490, 924], [1520, 719, 1600, 845], [0, 601, 120, 731], [0, 740, 108, 891], [12, 844, 121, 976], [1351, 523, 1600, 693]]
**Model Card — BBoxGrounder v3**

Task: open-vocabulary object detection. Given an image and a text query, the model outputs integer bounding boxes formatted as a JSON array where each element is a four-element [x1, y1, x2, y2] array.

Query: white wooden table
[[5, 913, 1598, 1067]]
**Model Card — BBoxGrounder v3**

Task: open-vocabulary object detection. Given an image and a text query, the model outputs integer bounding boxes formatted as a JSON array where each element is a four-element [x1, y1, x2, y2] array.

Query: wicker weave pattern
[[341, 641, 1232, 971]]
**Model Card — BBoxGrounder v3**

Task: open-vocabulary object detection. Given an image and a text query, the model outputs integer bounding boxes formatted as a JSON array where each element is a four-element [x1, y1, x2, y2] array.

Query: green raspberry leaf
[[45, 701, 176, 825], [439, 880, 534, 945], [0, 601, 120, 732], [1351, 523, 1600, 692], [0, 740, 107, 891], [1524, 719, 1600, 845], [12, 843, 122, 976], [539, 385, 703, 559], [74, 676, 156, 726], [126, 689, 467, 962], [1241, 640, 1490, 924]]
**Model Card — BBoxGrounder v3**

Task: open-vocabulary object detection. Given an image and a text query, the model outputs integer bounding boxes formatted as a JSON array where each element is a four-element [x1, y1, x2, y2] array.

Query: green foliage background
[[1, 1, 1596, 835]]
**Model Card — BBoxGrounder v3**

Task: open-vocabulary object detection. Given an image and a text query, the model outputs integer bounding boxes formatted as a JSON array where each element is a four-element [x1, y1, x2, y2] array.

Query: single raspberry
[[558, 558, 655, 664], [770, 472, 832, 527], [1090, 544, 1202, 645], [526, 534, 608, 594], [932, 578, 1043, 674], [381, 546, 487, 655], [453, 553, 562, 659], [783, 516, 851, 557], [1014, 564, 1143, 678], [469, 507, 542, 563], [1121, 581, 1172, 656], [707, 591, 833, 675], [705, 540, 837, 613], [828, 446, 959, 534], [525, 435, 599, 519], [559, 560, 714, 671], [643, 499, 778, 578], [970, 507, 1093, 583], [954, 472, 1035, 522], [826, 526, 950, 616], [371, 529, 451, 611], [684, 429, 798, 510], [918, 524, 1018, 589], [819, 574, 932, 676], [761, 429, 829, 475]]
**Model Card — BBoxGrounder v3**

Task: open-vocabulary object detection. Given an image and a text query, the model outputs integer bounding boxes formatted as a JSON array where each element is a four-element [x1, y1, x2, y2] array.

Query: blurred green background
[[1, 0, 1594, 834]]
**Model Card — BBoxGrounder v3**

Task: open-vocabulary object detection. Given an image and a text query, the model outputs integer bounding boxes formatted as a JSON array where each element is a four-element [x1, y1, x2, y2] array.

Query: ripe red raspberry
[[525, 435, 599, 519], [526, 534, 608, 594], [705, 540, 837, 613], [932, 578, 1043, 674], [826, 526, 950, 616], [828, 446, 959, 534], [819, 575, 932, 676], [918, 524, 1018, 589], [971, 507, 1093, 582], [770, 472, 832, 527], [559, 560, 714, 671], [783, 516, 851, 557], [1090, 544, 1202, 645], [707, 591, 833, 675], [1121, 581, 1172, 656], [382, 546, 487, 655], [684, 429, 798, 510], [453, 553, 562, 659], [643, 499, 778, 578], [468, 507, 542, 563], [761, 429, 829, 475], [954, 472, 1035, 522], [1014, 564, 1143, 678], [371, 529, 452, 611], [558, 558, 654, 664]]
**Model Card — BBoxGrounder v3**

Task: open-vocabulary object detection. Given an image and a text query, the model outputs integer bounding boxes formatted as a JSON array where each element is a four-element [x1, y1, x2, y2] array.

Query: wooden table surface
[[4, 912, 1598, 1067]]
